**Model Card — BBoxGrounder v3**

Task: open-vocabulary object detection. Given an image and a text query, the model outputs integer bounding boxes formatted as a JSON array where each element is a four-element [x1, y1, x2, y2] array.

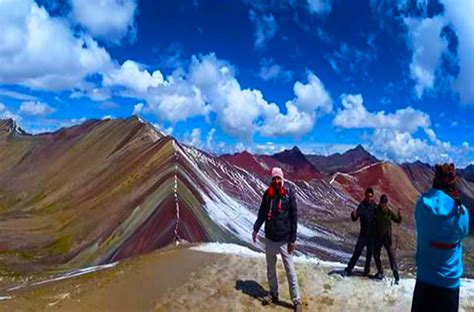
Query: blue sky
[[0, 0, 472, 166]]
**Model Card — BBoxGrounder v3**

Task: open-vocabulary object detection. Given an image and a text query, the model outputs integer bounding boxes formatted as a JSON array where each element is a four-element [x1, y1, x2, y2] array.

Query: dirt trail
[[1, 244, 473, 312]]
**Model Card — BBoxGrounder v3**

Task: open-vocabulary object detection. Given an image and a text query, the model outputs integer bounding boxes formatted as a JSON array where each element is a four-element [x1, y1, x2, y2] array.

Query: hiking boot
[[262, 293, 278, 305], [394, 271, 400, 285], [293, 299, 303, 312], [342, 267, 352, 277], [373, 272, 384, 280]]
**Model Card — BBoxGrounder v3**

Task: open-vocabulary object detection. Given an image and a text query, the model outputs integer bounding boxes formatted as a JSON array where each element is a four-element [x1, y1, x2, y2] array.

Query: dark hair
[[433, 163, 462, 208], [365, 188, 374, 195], [380, 194, 388, 204]]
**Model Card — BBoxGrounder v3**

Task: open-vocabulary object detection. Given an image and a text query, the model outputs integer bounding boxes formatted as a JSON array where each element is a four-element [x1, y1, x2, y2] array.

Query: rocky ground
[[0, 243, 473, 312]]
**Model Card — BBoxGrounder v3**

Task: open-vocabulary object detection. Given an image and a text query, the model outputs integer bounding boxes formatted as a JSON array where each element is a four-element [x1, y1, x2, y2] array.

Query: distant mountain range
[[0, 117, 472, 275]]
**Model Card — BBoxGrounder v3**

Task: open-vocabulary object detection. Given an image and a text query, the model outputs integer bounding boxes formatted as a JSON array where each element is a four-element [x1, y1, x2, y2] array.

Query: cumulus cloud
[[333, 94, 430, 133], [0, 103, 21, 121], [141, 54, 332, 141], [258, 58, 294, 81], [333, 93, 469, 164], [0, 0, 111, 90], [377, 0, 474, 104], [19, 101, 55, 116], [403, 16, 446, 98], [369, 128, 453, 164], [69, 0, 137, 44], [259, 72, 333, 137], [103, 60, 164, 95], [442, 0, 474, 105], [249, 11, 277, 49]]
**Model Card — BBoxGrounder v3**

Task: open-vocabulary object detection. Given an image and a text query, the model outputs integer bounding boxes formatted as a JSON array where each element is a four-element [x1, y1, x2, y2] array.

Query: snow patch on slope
[[7, 263, 118, 292]]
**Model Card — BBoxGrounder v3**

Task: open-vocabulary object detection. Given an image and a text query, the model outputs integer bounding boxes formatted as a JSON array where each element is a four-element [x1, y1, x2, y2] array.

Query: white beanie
[[271, 167, 284, 182]]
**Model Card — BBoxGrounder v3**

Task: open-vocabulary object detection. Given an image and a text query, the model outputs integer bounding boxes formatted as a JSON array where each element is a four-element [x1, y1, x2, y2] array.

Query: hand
[[252, 231, 257, 243], [288, 242, 296, 254]]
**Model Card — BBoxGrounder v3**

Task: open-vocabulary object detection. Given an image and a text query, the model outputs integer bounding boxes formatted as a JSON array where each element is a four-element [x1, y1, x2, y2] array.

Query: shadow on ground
[[235, 280, 294, 309]]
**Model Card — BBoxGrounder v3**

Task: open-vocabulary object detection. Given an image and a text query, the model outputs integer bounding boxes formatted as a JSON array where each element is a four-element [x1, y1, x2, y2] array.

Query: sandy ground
[[1, 244, 473, 312]]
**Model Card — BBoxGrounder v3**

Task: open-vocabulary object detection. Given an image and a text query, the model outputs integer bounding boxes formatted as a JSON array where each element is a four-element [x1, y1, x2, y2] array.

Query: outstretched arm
[[351, 204, 361, 222], [391, 209, 402, 224]]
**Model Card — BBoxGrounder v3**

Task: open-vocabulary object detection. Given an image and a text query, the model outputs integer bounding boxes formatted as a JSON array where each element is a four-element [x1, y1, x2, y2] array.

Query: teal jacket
[[415, 189, 470, 288]]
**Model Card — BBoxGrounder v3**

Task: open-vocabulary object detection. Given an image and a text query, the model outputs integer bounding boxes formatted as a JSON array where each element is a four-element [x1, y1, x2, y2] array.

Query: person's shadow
[[328, 269, 365, 277], [235, 280, 294, 309]]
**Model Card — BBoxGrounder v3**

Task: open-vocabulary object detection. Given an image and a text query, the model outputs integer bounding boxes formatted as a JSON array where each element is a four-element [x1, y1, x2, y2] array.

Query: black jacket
[[253, 186, 298, 242], [351, 200, 376, 235]]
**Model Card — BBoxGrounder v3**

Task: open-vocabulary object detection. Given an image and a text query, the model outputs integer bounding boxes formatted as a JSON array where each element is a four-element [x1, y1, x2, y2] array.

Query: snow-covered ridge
[[191, 243, 347, 268], [191, 243, 474, 296]]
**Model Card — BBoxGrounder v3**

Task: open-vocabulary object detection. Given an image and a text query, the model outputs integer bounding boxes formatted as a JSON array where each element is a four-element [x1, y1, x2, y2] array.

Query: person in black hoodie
[[252, 167, 302, 312], [344, 187, 376, 276], [373, 194, 401, 283]]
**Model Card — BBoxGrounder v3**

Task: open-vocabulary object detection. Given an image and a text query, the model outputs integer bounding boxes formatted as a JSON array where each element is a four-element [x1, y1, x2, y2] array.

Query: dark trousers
[[346, 232, 373, 274], [411, 280, 460, 312], [374, 233, 398, 275]]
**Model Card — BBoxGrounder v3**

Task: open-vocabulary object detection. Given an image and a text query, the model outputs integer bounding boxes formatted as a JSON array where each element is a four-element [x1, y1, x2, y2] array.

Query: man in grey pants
[[252, 167, 302, 312]]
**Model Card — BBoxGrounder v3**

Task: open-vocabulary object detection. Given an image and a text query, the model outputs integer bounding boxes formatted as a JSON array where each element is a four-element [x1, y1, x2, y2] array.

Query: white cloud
[[101, 115, 114, 120], [89, 87, 111, 101], [259, 103, 315, 137], [249, 11, 277, 49], [258, 58, 293, 81], [206, 128, 216, 149], [152, 123, 173, 136], [132, 102, 144, 115], [333, 94, 430, 133], [186, 128, 201, 148], [441, 0, 474, 105], [332, 93, 468, 165], [259, 72, 332, 137], [103, 60, 164, 95], [369, 128, 450, 163], [403, 16, 446, 98], [0, 88, 38, 101], [19, 101, 55, 116], [0, 0, 112, 90], [391, 0, 474, 104], [292, 72, 333, 113], [145, 76, 209, 124], [307, 0, 332, 15], [69, 0, 137, 44], [0, 103, 21, 121], [424, 128, 437, 142], [143, 54, 332, 140]]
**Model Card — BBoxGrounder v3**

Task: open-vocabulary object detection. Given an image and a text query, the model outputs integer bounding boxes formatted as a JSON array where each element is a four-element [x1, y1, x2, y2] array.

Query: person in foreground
[[411, 164, 469, 312], [373, 194, 402, 284], [344, 187, 377, 276], [252, 167, 302, 312]]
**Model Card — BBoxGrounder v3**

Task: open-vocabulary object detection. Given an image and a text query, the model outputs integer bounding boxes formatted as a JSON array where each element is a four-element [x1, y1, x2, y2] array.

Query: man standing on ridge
[[343, 187, 376, 276], [253, 167, 302, 312], [373, 194, 402, 284]]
